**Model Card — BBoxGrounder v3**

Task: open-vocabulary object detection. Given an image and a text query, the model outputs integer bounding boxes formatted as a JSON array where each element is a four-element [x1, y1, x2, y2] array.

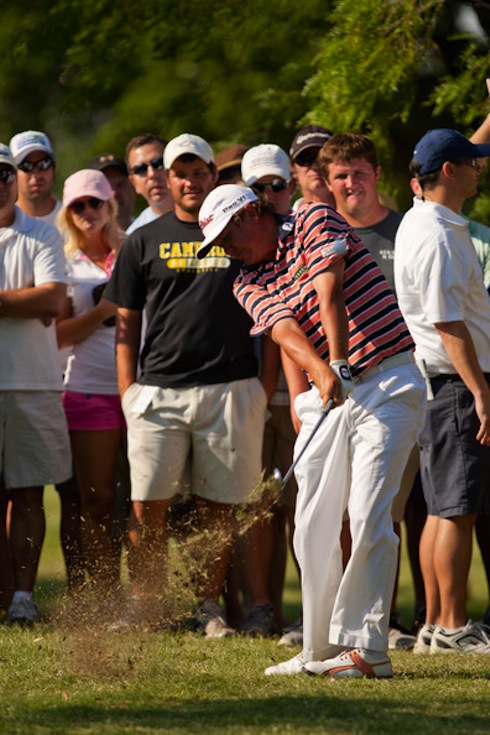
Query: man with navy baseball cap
[[412, 128, 490, 176], [395, 129, 490, 655]]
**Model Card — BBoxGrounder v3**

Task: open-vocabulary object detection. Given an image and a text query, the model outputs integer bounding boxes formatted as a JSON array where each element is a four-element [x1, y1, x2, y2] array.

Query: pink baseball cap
[[63, 168, 113, 208]]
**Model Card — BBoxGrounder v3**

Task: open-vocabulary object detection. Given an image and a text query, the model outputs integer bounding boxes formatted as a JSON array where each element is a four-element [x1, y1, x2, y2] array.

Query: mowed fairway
[[0, 486, 489, 735]]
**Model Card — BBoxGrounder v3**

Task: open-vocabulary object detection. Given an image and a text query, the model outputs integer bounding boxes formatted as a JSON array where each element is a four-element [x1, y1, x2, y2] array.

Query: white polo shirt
[[37, 199, 62, 228], [394, 198, 490, 375], [0, 206, 67, 390]]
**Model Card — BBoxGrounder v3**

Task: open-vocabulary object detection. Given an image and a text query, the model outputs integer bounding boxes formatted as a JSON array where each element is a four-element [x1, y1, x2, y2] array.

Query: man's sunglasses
[[294, 150, 320, 168], [0, 168, 16, 184], [454, 158, 478, 169], [252, 178, 289, 194], [129, 156, 164, 177], [17, 157, 54, 173], [69, 197, 105, 214]]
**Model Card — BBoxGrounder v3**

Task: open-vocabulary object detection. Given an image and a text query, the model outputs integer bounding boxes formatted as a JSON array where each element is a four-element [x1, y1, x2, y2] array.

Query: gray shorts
[[0, 390, 72, 489], [122, 378, 267, 504], [418, 375, 490, 517]]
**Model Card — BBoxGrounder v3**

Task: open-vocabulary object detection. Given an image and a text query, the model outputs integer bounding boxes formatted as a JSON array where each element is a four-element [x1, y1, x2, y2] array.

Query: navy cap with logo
[[289, 125, 333, 161], [413, 129, 490, 176]]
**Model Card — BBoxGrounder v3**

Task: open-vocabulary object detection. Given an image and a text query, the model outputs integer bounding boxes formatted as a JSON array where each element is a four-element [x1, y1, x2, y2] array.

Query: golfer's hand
[[329, 360, 354, 404], [311, 364, 342, 408]]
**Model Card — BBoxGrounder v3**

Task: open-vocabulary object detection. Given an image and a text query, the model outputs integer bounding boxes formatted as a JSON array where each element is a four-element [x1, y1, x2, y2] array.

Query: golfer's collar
[[277, 212, 295, 241]]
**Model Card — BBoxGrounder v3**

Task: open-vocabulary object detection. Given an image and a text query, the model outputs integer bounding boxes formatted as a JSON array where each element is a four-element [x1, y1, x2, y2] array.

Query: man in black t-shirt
[[105, 134, 267, 635]]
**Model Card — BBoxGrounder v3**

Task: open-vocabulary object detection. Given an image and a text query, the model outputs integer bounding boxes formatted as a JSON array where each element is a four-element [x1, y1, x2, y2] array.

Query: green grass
[[0, 486, 489, 735]]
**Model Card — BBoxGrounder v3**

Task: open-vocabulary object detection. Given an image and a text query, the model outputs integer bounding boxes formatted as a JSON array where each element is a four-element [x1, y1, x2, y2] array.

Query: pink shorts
[[63, 391, 125, 431]]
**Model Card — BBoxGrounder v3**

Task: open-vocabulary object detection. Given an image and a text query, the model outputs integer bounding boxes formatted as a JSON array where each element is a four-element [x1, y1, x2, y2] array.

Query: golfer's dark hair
[[231, 199, 276, 225], [320, 133, 378, 177], [409, 159, 440, 191]]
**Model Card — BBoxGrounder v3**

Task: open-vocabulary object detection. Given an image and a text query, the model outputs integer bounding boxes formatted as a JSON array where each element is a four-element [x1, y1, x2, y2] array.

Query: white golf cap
[[10, 130, 54, 165], [164, 133, 214, 170], [241, 144, 291, 186], [197, 184, 258, 258], [0, 143, 16, 169]]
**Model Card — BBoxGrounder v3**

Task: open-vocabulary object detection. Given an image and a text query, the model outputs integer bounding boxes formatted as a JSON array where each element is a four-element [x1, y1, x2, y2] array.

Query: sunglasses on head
[[294, 150, 320, 168], [129, 156, 164, 177], [68, 197, 105, 214], [0, 168, 15, 184], [252, 178, 289, 194], [18, 157, 54, 173]]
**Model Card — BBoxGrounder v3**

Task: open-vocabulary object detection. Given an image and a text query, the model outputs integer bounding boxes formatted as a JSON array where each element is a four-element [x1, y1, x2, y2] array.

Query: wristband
[[329, 359, 353, 402]]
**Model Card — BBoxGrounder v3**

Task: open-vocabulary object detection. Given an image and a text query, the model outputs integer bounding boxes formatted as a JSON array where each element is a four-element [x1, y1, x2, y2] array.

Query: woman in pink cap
[[55, 169, 125, 611]]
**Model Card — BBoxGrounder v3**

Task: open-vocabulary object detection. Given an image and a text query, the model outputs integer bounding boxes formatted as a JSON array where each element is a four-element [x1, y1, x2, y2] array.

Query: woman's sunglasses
[[68, 197, 105, 214]]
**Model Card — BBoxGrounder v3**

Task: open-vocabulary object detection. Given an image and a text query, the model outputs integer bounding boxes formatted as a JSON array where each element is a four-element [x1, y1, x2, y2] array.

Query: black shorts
[[418, 375, 490, 517]]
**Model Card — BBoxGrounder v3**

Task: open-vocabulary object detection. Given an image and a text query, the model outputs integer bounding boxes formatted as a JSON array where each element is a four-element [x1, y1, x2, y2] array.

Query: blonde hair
[[56, 196, 122, 257]]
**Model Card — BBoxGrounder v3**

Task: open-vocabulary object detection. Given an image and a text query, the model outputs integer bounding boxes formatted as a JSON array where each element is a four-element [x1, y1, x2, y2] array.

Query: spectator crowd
[[1, 88, 490, 679]]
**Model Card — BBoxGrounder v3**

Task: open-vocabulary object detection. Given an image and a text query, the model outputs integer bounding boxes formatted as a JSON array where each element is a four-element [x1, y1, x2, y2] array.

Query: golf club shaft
[[281, 398, 334, 490]]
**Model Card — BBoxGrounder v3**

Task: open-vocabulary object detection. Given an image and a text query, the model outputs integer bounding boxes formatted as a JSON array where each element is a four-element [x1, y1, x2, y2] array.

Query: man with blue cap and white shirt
[[395, 128, 490, 655]]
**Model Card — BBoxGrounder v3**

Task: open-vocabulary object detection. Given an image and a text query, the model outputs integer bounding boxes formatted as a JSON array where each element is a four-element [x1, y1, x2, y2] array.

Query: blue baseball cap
[[413, 129, 490, 176]]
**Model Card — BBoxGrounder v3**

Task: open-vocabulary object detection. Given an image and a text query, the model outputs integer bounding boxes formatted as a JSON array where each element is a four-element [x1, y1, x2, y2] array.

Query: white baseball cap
[[241, 144, 291, 186], [0, 143, 16, 169], [164, 133, 214, 170], [9, 130, 54, 165], [197, 184, 258, 258]]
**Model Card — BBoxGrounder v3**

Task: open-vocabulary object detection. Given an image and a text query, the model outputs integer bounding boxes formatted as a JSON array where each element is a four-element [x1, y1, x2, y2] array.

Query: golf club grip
[[281, 398, 335, 488]]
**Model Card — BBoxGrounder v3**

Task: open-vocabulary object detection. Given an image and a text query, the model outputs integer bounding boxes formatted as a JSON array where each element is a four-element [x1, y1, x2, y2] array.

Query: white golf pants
[[293, 361, 426, 660]]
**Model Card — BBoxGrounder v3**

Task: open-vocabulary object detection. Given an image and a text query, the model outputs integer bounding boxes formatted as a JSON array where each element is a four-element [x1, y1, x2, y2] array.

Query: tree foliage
[[305, 0, 444, 132], [0, 0, 332, 172], [0, 0, 489, 214], [304, 0, 490, 209]]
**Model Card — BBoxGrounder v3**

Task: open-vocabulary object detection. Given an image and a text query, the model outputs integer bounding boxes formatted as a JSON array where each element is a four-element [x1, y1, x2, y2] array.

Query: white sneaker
[[388, 613, 416, 650], [304, 648, 393, 679], [279, 618, 303, 647], [264, 652, 306, 676], [413, 623, 434, 654], [430, 621, 490, 654], [388, 626, 416, 650], [195, 599, 235, 639], [6, 597, 39, 627]]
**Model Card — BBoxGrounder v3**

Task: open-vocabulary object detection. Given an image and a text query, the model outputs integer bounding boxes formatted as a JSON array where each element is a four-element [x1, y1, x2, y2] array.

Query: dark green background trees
[[1, 0, 489, 213]]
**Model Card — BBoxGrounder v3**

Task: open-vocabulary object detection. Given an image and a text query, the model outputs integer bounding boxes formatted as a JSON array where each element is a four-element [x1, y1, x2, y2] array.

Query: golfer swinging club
[[197, 185, 426, 679]]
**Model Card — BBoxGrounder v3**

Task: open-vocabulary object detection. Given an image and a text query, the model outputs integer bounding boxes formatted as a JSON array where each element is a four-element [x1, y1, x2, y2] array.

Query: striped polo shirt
[[234, 203, 413, 378]]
